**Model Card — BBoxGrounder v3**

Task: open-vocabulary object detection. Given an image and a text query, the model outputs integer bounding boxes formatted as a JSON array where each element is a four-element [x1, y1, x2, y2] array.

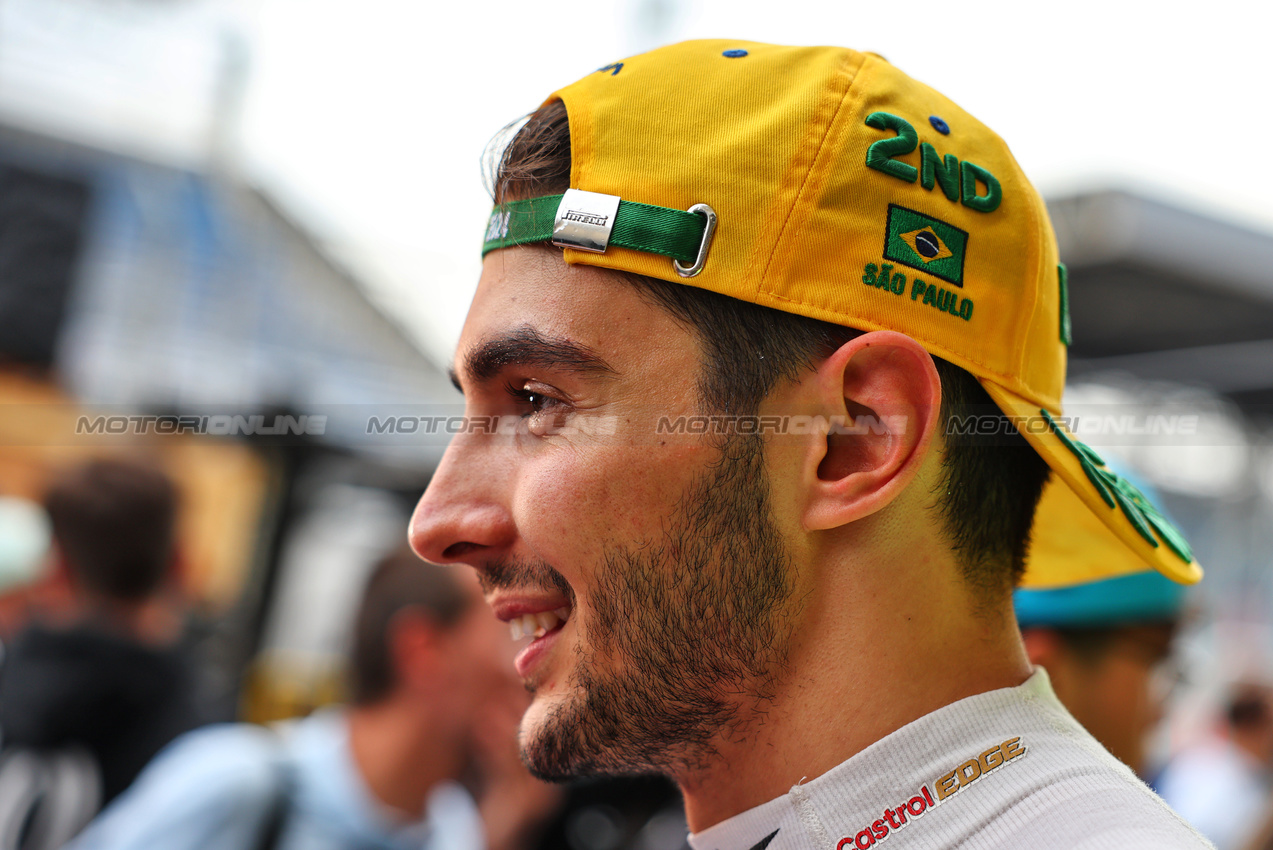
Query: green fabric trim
[[1040, 409, 1194, 563], [1058, 263, 1072, 346], [481, 195, 706, 261], [1117, 477, 1195, 564], [481, 195, 562, 254]]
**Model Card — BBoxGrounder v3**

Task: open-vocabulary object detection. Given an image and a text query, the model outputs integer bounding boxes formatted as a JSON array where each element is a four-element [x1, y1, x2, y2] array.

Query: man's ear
[[803, 331, 941, 531]]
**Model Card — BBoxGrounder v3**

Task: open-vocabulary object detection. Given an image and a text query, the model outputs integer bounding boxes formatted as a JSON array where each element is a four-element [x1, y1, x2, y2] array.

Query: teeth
[[508, 608, 570, 641]]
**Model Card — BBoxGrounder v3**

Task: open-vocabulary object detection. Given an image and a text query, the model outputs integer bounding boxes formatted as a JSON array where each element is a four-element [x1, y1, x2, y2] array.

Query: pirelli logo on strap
[[836, 736, 1027, 849], [562, 209, 610, 227], [552, 189, 622, 254]]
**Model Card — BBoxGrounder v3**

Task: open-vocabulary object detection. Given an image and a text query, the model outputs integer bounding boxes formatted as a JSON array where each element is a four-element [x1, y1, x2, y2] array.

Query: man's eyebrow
[[455, 327, 616, 388]]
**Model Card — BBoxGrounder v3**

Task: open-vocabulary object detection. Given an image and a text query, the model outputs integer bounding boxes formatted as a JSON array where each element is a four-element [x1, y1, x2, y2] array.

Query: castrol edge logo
[[836, 737, 1027, 850]]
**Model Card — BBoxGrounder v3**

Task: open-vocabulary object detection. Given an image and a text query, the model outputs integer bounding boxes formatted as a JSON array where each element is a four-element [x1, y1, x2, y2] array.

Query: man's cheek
[[518, 451, 685, 540]]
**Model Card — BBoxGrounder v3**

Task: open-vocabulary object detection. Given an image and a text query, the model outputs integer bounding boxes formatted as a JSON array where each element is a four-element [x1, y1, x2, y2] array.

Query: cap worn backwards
[[480, 39, 1201, 588]]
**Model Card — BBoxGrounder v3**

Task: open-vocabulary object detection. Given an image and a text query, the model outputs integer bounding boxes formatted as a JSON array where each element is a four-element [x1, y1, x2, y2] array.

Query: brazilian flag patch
[[883, 205, 968, 287]]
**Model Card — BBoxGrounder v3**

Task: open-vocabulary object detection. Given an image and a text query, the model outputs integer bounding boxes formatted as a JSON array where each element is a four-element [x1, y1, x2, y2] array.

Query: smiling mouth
[[509, 606, 571, 640]]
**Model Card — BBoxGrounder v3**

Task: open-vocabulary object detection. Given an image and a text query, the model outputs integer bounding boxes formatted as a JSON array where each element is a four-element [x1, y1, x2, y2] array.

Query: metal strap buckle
[[674, 204, 717, 278], [552, 189, 621, 253]]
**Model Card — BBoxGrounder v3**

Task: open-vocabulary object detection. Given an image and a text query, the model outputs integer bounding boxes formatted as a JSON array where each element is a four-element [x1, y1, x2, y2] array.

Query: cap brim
[[979, 379, 1203, 587]]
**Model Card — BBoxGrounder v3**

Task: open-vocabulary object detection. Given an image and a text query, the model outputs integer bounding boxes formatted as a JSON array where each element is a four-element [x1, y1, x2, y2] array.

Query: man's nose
[[410, 438, 516, 566]]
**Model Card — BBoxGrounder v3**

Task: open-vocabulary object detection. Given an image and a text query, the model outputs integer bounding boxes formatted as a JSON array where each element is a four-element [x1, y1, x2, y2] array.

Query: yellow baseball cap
[[481, 39, 1200, 587]]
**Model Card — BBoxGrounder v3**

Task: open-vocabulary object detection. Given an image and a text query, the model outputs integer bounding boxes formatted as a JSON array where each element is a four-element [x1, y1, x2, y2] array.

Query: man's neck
[[346, 700, 461, 820], [673, 532, 1032, 832]]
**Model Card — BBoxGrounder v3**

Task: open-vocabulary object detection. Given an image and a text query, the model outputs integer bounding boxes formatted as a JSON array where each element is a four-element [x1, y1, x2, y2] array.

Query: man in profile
[[411, 40, 1211, 848]]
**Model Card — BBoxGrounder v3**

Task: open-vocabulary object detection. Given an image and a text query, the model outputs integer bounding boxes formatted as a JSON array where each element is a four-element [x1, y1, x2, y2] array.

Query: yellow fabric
[[1023, 474, 1173, 589], [984, 380, 1202, 585], [538, 39, 1200, 586]]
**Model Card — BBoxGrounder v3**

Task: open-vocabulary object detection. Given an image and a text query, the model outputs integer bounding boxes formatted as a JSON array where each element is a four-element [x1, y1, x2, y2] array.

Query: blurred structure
[[0, 0, 457, 726], [0, 373, 270, 637], [1052, 189, 1273, 550], [1051, 190, 1273, 727], [1053, 190, 1273, 398]]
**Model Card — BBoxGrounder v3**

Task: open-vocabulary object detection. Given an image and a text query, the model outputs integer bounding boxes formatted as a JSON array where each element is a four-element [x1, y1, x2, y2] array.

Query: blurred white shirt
[[1157, 740, 1270, 850], [68, 709, 484, 850]]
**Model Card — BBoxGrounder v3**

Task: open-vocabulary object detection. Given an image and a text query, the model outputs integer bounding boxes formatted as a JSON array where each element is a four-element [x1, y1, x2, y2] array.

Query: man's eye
[[506, 382, 561, 417]]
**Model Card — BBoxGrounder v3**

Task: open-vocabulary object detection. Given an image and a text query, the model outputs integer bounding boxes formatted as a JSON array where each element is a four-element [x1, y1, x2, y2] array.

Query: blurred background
[[0, 0, 1271, 818]]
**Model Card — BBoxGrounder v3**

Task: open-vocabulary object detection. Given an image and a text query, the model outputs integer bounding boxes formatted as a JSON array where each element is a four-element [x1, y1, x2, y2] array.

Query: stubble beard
[[520, 432, 798, 780]]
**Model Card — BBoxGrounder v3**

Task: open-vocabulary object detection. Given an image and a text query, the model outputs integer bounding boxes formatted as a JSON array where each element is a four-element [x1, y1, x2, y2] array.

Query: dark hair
[[492, 100, 1050, 591], [1041, 621, 1177, 682], [1229, 689, 1273, 730], [44, 458, 178, 601], [348, 547, 474, 706]]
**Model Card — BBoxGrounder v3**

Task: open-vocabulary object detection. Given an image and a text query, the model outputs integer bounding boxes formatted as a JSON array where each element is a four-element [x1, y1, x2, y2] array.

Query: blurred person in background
[[70, 547, 559, 850], [1016, 570, 1184, 777], [1157, 682, 1273, 850], [1015, 471, 1187, 778], [0, 457, 201, 844]]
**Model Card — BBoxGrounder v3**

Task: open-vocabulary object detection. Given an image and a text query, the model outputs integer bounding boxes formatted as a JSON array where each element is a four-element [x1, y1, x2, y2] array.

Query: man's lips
[[490, 594, 573, 642], [514, 624, 564, 679], [509, 607, 571, 640], [489, 594, 573, 679]]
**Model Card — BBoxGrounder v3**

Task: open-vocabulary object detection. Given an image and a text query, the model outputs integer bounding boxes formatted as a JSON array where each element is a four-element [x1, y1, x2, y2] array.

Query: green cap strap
[[481, 194, 707, 262]]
